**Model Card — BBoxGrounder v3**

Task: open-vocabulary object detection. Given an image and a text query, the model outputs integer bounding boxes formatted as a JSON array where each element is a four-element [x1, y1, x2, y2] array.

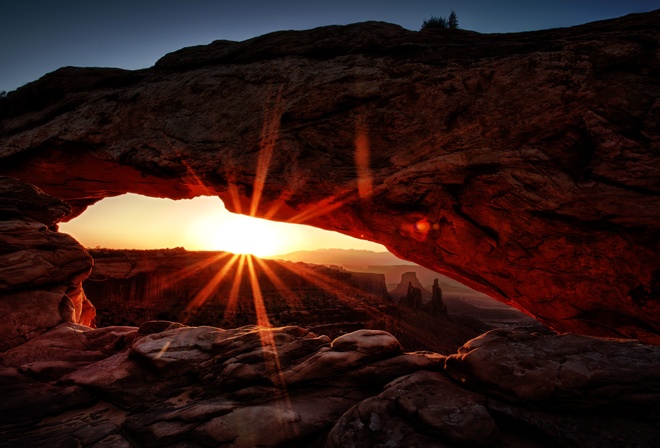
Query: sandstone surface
[[1, 13, 658, 341], [2, 324, 659, 447], [444, 329, 660, 409], [0, 177, 94, 351]]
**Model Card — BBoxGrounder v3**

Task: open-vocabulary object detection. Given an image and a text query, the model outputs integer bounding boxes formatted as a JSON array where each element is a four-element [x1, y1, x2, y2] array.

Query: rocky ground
[[2, 323, 659, 447], [0, 178, 659, 446]]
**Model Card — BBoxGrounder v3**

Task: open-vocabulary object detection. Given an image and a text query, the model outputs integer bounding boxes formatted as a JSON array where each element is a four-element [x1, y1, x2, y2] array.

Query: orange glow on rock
[[354, 116, 373, 199], [250, 86, 283, 217], [401, 218, 432, 242], [415, 218, 431, 234]]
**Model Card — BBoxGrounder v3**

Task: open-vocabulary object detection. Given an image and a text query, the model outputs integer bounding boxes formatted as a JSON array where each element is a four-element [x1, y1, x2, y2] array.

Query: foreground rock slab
[[327, 370, 499, 448], [2, 326, 660, 447], [444, 329, 660, 409]]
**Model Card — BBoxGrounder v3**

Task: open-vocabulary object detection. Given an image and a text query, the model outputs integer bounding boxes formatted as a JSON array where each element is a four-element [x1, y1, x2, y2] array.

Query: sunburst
[[181, 253, 240, 324], [151, 90, 383, 427]]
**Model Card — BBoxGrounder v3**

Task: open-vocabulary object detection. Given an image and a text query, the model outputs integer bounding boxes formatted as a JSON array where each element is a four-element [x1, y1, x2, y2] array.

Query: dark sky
[[1, 0, 659, 92]]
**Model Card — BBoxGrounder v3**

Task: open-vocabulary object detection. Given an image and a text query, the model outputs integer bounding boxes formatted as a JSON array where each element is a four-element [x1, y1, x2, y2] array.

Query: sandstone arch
[[1, 14, 659, 342]]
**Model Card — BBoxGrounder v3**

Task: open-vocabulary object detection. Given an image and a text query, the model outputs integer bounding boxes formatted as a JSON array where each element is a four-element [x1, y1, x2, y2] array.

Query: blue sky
[[1, 0, 659, 93]]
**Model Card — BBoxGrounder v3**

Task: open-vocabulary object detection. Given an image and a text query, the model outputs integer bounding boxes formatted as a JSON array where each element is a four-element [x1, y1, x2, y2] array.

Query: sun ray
[[223, 254, 248, 322], [259, 189, 296, 221], [181, 253, 241, 323], [253, 257, 303, 309], [180, 159, 217, 197], [277, 261, 386, 322], [131, 252, 233, 316], [245, 254, 294, 407], [160, 132, 219, 198], [245, 255, 272, 328], [226, 183, 245, 215], [285, 188, 357, 225], [250, 86, 284, 217], [155, 341, 172, 359], [165, 252, 233, 289]]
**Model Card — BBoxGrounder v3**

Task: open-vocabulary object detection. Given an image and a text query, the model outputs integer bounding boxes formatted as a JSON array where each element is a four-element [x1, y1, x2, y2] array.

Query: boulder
[[2, 323, 660, 447], [1, 323, 136, 373], [444, 329, 660, 411], [0, 176, 70, 227], [0, 220, 90, 293], [330, 329, 402, 356], [326, 371, 499, 448]]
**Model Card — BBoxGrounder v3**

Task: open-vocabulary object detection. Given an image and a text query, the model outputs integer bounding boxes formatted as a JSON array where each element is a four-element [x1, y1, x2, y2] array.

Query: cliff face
[[1, 12, 659, 341], [85, 248, 389, 330], [0, 177, 94, 351]]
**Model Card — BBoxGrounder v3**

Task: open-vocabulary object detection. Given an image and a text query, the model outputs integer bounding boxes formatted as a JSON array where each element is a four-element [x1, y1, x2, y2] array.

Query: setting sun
[[58, 194, 386, 256], [187, 210, 283, 256]]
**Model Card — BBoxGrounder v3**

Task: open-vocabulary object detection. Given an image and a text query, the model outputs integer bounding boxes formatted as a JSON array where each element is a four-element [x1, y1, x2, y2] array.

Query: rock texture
[[444, 329, 660, 409], [2, 324, 659, 447], [0, 323, 442, 447], [1, 13, 659, 342], [0, 177, 94, 351]]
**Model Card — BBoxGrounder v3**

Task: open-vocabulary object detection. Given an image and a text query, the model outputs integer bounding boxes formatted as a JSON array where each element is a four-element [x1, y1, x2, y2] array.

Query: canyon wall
[[85, 248, 389, 331], [0, 12, 658, 341]]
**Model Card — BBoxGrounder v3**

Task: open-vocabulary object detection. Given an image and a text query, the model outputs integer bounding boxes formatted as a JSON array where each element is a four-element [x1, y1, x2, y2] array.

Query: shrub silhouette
[[422, 10, 459, 30], [422, 15, 447, 29]]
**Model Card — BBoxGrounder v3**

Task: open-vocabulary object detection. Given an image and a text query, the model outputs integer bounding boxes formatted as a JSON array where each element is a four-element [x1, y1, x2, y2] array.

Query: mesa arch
[[1, 13, 658, 343]]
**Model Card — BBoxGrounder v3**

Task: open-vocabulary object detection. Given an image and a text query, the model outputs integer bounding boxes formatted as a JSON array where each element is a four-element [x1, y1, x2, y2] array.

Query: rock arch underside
[[2, 12, 660, 448], [2, 12, 659, 344]]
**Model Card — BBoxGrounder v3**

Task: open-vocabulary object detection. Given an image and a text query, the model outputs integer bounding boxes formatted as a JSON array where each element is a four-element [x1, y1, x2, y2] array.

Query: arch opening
[[58, 192, 537, 351], [58, 193, 388, 256]]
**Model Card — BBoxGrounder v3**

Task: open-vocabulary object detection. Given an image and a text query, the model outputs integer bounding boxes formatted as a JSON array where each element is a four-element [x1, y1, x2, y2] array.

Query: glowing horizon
[[58, 193, 387, 257]]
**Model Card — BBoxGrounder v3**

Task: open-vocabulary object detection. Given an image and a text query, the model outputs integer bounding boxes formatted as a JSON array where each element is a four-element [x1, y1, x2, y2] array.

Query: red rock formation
[[0, 177, 94, 351], [430, 278, 447, 314], [0, 180, 656, 447], [1, 12, 659, 341], [331, 331, 660, 448], [389, 271, 432, 301]]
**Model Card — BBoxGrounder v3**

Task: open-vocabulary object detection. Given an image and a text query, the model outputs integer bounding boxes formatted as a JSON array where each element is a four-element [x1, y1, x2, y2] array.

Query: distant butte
[[390, 272, 432, 301], [1, 11, 659, 342]]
